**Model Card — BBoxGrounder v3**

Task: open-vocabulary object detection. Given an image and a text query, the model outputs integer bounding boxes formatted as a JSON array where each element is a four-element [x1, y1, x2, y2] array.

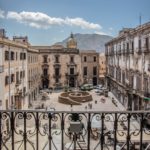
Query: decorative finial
[[70, 32, 74, 38]]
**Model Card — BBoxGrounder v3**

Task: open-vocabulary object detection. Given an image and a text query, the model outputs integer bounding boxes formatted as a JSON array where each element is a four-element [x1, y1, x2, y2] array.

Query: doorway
[[93, 77, 97, 86], [42, 78, 49, 89]]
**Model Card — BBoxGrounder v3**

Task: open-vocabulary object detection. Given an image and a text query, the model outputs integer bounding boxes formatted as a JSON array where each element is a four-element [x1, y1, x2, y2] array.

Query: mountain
[[56, 33, 113, 52]]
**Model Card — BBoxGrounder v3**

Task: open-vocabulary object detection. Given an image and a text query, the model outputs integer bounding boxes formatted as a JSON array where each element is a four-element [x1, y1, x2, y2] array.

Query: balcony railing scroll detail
[[0, 110, 150, 150]]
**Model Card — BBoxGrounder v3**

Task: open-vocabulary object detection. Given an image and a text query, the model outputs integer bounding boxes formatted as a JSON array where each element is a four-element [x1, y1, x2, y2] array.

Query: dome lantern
[[67, 33, 77, 49]]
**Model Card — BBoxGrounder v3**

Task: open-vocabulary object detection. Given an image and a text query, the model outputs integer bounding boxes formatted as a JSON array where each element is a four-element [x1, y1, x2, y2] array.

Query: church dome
[[67, 33, 77, 49]]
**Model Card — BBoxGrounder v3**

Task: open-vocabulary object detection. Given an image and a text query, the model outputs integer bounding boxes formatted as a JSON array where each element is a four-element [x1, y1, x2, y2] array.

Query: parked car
[[95, 89, 103, 94], [93, 84, 103, 89], [80, 84, 93, 91]]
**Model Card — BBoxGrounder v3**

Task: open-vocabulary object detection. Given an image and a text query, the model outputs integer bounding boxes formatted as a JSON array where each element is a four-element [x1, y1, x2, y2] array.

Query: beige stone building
[[105, 22, 150, 110], [0, 31, 41, 110], [27, 47, 41, 107], [32, 34, 99, 89], [0, 35, 28, 109], [0, 32, 99, 109], [32, 34, 82, 89], [80, 50, 99, 86], [99, 53, 106, 85]]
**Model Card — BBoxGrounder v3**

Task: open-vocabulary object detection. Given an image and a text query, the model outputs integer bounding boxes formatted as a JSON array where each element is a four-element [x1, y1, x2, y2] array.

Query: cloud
[[0, 9, 5, 18], [94, 31, 108, 35], [65, 17, 101, 29], [7, 11, 101, 30]]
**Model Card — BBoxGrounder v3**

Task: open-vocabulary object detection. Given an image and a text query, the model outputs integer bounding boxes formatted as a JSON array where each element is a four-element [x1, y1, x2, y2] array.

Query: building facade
[[80, 50, 99, 86], [0, 32, 41, 110], [105, 22, 150, 110], [27, 47, 41, 107], [0, 35, 28, 109], [32, 34, 99, 89], [99, 53, 106, 85], [0, 32, 99, 109]]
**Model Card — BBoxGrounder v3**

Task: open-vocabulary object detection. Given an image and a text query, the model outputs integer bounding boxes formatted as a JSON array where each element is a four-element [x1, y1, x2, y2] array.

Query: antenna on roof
[[139, 13, 142, 26]]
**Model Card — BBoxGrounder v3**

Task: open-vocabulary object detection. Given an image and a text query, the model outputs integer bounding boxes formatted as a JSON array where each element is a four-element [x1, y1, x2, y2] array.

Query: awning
[[144, 97, 150, 101]]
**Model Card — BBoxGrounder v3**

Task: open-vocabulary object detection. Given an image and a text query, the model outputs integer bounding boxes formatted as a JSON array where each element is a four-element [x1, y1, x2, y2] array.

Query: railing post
[[73, 133, 77, 150], [48, 112, 52, 150], [87, 113, 91, 150], [127, 113, 131, 150], [114, 113, 118, 150], [36, 112, 39, 150], [101, 113, 104, 150], [11, 112, 14, 150], [140, 113, 143, 150], [0, 112, 2, 150], [23, 112, 27, 150], [61, 113, 64, 150]]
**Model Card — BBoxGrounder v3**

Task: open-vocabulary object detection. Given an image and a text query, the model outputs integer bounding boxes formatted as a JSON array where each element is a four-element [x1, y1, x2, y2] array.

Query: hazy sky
[[0, 0, 150, 45]]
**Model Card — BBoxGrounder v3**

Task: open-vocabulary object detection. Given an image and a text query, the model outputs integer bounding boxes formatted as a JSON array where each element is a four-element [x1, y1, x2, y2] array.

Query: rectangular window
[[11, 74, 15, 82], [70, 56, 74, 63], [139, 39, 141, 50], [24, 53, 26, 60], [93, 67, 97, 75], [43, 55, 48, 63], [5, 51, 9, 60], [55, 56, 59, 63], [11, 96, 14, 105], [83, 67, 87, 76], [94, 56, 96, 62], [132, 41, 134, 50], [20, 71, 23, 79], [126, 43, 129, 50], [146, 37, 149, 49], [55, 68, 59, 76], [16, 72, 19, 83], [5, 76, 9, 85], [11, 51, 14, 60], [70, 68, 74, 75], [44, 69, 48, 75], [23, 87, 26, 95], [84, 56, 87, 62], [20, 53, 22, 60]]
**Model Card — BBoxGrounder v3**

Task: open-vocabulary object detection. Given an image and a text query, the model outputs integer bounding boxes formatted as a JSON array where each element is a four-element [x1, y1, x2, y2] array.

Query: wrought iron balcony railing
[[0, 110, 150, 150]]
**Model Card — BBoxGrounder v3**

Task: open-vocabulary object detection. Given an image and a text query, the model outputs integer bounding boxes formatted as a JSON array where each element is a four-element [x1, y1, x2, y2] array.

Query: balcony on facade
[[42, 64, 49, 69], [66, 72, 79, 76], [53, 63, 61, 68], [0, 110, 150, 150], [67, 62, 77, 67], [41, 74, 49, 79], [15, 80, 21, 87], [53, 74, 61, 78]]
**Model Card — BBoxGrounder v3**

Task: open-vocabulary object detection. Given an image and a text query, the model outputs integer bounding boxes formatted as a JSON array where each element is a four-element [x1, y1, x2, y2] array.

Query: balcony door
[[69, 77, 75, 87]]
